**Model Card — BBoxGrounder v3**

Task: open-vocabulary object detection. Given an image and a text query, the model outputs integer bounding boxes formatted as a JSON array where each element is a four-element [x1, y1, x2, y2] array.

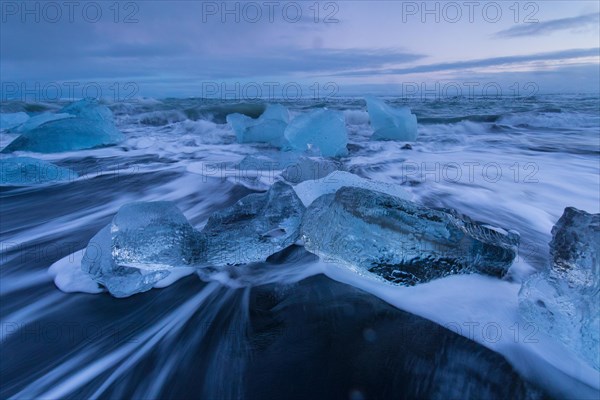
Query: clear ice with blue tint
[[81, 201, 200, 297], [366, 96, 418, 141], [301, 186, 519, 285], [519, 207, 599, 370], [60, 98, 115, 121], [227, 104, 289, 147], [78, 175, 523, 296], [199, 181, 305, 267], [284, 109, 348, 157], [1, 99, 124, 153], [13, 113, 74, 133], [281, 156, 341, 184], [0, 112, 29, 130]]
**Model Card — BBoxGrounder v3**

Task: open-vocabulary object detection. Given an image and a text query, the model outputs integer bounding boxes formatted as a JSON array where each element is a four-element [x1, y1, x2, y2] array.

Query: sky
[[1, 0, 599, 99]]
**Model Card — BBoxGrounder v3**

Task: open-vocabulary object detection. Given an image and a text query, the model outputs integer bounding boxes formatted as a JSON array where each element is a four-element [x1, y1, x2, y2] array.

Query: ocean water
[[1, 95, 599, 399]]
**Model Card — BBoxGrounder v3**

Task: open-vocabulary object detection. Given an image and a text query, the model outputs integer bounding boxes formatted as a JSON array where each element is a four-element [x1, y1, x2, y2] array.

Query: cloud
[[332, 48, 600, 77], [1, 46, 425, 81], [495, 13, 600, 38], [194, 48, 425, 78], [333, 64, 600, 96]]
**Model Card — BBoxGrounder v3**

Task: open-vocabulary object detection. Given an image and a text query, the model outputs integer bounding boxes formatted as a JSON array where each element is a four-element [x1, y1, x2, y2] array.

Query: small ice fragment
[[81, 201, 201, 297], [1, 99, 124, 153], [366, 96, 418, 141], [199, 181, 305, 266], [284, 109, 348, 157], [519, 207, 599, 370], [227, 104, 289, 146], [281, 156, 341, 184]]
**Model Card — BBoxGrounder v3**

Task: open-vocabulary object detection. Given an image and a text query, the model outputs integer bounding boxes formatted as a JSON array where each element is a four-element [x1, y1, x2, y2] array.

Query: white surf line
[[130, 287, 247, 399], [200, 287, 251, 400], [88, 287, 237, 400], [133, 289, 244, 398], [320, 263, 600, 400], [2, 201, 123, 254], [10, 283, 220, 400], [3, 173, 227, 258]]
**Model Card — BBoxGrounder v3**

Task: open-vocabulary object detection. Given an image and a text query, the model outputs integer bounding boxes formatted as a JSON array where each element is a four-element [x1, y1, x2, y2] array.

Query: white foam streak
[[322, 263, 600, 399], [12, 283, 220, 400]]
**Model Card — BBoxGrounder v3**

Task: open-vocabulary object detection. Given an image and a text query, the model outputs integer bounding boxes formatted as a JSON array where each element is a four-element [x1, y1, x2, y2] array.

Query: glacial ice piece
[[235, 152, 301, 189], [1, 100, 124, 153], [60, 98, 114, 122], [199, 181, 305, 266], [1, 119, 124, 153], [13, 113, 74, 133], [259, 103, 289, 122], [519, 207, 599, 370], [0, 157, 77, 185], [0, 112, 29, 130], [227, 104, 289, 146], [81, 201, 201, 297], [366, 97, 418, 141], [284, 109, 348, 157], [293, 171, 411, 207], [301, 186, 519, 285], [281, 156, 341, 184]]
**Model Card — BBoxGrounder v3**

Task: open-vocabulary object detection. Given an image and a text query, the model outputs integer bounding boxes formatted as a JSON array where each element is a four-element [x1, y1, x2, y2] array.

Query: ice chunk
[[1, 100, 124, 153], [519, 207, 599, 370], [0, 112, 29, 130], [195, 152, 301, 190], [13, 113, 74, 133], [281, 156, 341, 184], [1, 118, 124, 153], [284, 109, 348, 157], [234, 153, 339, 188], [293, 171, 411, 207], [0, 156, 77, 185], [260, 103, 289, 121], [227, 104, 289, 146], [199, 181, 305, 266], [50, 250, 194, 295], [366, 97, 418, 141], [60, 98, 114, 122], [81, 201, 201, 297], [301, 186, 519, 285]]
